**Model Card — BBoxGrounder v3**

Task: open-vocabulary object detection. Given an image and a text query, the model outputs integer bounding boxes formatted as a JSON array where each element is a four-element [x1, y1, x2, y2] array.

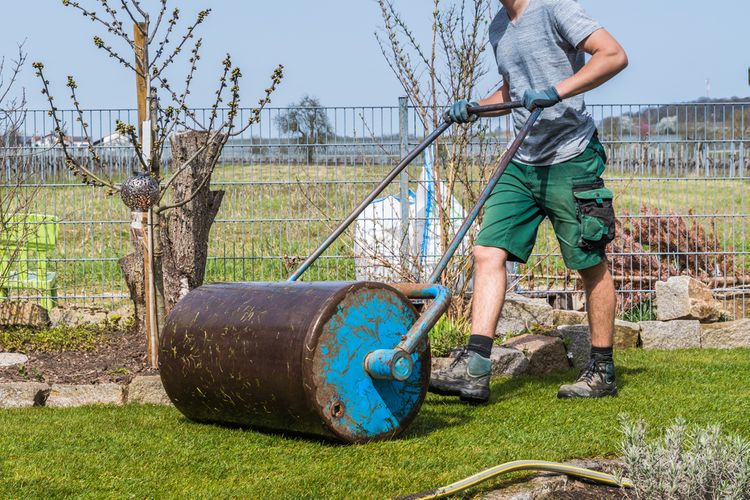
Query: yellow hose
[[398, 460, 633, 499]]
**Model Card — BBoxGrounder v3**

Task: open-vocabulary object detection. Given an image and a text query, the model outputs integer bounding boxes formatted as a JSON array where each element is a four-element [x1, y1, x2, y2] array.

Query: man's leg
[[428, 246, 509, 403], [580, 260, 616, 348], [558, 260, 618, 398], [471, 246, 509, 337]]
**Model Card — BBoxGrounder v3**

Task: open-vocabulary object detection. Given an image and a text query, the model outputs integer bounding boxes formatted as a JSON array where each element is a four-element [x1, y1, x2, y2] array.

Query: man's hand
[[444, 99, 480, 124], [522, 87, 562, 111]]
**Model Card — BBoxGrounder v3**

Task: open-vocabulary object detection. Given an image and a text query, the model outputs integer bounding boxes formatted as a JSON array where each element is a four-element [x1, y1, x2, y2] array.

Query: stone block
[[639, 320, 701, 349], [127, 376, 172, 405], [655, 276, 721, 322], [501, 334, 570, 376], [0, 301, 49, 328], [0, 382, 49, 408], [552, 310, 588, 327], [700, 319, 750, 349], [49, 306, 109, 328], [614, 319, 641, 348], [0, 353, 29, 368], [554, 325, 591, 368], [46, 383, 124, 407], [495, 293, 554, 338], [490, 347, 529, 376]]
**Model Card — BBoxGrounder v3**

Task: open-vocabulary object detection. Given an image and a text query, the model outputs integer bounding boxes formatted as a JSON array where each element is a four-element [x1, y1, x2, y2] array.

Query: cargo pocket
[[573, 180, 616, 251]]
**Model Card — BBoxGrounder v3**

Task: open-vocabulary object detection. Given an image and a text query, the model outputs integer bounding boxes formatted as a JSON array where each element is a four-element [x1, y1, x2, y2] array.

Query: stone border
[[0, 375, 171, 409]]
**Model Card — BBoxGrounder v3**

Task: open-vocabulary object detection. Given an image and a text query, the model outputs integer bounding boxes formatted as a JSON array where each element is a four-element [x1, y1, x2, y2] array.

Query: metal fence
[[2, 101, 748, 318]]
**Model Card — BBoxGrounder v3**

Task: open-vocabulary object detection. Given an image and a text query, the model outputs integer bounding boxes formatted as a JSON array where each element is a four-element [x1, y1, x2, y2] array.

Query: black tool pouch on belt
[[573, 180, 616, 251]]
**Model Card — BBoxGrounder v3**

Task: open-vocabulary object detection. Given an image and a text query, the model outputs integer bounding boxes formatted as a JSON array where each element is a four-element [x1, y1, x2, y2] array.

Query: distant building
[[92, 132, 131, 147], [30, 133, 90, 148]]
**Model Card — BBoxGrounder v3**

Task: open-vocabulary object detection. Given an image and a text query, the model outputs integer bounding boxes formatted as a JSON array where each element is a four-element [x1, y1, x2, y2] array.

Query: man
[[429, 0, 628, 403]]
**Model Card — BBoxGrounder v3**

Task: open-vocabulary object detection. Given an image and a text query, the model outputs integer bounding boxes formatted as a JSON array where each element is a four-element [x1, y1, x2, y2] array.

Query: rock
[[0, 353, 29, 368], [49, 306, 109, 327], [639, 320, 701, 349], [655, 276, 722, 322], [0, 300, 50, 328], [614, 319, 641, 348], [501, 334, 570, 376], [550, 320, 640, 365], [552, 309, 588, 327], [716, 292, 750, 320], [0, 382, 49, 408], [700, 319, 750, 348], [128, 376, 171, 405], [495, 293, 554, 338], [490, 347, 529, 376], [554, 325, 591, 368], [46, 383, 124, 407]]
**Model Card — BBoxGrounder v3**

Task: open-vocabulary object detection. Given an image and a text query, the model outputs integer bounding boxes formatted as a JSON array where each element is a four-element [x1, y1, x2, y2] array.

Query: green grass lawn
[[1, 348, 749, 498]]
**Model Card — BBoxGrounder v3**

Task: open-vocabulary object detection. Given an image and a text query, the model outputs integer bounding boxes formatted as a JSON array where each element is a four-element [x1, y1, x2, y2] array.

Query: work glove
[[444, 99, 480, 124], [522, 87, 562, 111]]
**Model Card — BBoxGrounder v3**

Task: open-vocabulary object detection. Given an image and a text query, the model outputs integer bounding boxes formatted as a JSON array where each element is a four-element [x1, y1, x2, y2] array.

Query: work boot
[[557, 358, 618, 399], [429, 348, 491, 403]]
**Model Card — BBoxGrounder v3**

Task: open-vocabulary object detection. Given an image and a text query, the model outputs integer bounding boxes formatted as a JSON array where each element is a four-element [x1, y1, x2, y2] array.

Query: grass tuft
[[429, 316, 470, 357]]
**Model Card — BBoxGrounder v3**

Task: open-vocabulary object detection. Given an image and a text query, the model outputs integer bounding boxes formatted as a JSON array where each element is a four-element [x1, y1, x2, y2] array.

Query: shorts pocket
[[573, 180, 616, 251]]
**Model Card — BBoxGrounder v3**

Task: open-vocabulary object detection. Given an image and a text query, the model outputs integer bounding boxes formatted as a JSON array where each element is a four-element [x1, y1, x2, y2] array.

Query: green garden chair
[[0, 214, 59, 310]]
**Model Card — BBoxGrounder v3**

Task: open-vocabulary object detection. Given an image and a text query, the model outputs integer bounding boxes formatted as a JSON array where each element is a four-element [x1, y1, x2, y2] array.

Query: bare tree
[[0, 44, 38, 294], [33, 1, 283, 360], [376, 0, 503, 318], [275, 95, 333, 164]]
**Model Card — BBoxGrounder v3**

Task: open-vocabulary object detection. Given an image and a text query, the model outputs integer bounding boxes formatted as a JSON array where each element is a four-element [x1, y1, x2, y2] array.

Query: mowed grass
[[13, 160, 750, 303], [1, 349, 749, 498]]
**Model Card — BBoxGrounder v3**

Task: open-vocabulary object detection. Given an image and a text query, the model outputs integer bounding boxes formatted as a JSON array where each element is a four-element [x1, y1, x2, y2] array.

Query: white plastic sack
[[354, 145, 468, 282], [354, 192, 415, 282]]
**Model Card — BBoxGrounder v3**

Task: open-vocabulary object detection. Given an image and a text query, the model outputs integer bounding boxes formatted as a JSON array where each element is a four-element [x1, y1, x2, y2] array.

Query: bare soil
[[0, 327, 157, 385]]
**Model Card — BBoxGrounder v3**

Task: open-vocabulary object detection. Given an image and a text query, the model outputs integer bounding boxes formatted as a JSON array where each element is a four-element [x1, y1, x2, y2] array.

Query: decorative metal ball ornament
[[121, 172, 160, 211]]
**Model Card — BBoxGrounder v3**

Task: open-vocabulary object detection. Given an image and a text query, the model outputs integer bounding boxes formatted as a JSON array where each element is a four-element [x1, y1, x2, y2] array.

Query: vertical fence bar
[[398, 97, 410, 271]]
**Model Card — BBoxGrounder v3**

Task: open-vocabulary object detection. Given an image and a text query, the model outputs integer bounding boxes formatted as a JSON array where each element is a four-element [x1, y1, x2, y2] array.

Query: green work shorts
[[475, 134, 616, 271]]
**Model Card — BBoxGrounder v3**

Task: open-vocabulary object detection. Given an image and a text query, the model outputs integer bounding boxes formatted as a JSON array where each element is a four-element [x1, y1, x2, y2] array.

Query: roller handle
[[287, 101, 524, 282]]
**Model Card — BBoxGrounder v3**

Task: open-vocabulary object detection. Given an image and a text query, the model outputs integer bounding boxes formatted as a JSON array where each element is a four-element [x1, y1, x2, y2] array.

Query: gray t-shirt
[[490, 0, 601, 165]]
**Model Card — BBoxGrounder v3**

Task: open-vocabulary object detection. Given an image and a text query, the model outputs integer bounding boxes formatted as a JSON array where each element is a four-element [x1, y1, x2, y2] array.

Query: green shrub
[[0, 324, 109, 353], [429, 316, 470, 357], [620, 299, 656, 323], [619, 417, 750, 499]]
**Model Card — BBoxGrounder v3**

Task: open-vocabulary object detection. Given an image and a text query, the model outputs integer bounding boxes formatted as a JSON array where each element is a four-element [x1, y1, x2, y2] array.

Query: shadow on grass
[[170, 365, 647, 445]]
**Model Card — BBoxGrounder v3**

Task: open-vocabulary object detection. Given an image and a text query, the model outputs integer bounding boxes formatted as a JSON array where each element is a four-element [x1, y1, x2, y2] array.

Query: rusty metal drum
[[159, 281, 430, 443]]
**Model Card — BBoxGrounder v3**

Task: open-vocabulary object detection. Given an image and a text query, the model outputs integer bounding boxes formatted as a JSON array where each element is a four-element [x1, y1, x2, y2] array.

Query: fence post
[[398, 96, 410, 272]]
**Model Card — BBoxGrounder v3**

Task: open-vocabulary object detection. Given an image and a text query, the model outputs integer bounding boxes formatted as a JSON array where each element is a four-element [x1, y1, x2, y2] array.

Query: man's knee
[[473, 246, 508, 271], [578, 260, 611, 287]]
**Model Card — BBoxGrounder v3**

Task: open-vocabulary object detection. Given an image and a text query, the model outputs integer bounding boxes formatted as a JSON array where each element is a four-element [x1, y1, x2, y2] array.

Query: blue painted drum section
[[306, 287, 428, 441]]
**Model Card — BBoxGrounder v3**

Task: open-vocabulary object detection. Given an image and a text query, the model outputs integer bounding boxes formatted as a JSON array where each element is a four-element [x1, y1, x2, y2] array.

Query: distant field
[[7, 160, 749, 306]]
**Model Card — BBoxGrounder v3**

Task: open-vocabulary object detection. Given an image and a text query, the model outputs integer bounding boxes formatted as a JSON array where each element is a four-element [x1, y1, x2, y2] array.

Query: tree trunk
[[119, 130, 226, 336], [160, 131, 225, 312]]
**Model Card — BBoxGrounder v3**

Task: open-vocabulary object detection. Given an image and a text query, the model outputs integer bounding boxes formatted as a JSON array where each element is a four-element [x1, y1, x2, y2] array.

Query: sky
[[1, 0, 748, 110]]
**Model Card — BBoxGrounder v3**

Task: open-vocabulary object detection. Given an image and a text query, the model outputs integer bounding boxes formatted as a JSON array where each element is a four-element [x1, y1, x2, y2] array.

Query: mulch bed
[[0, 327, 157, 385]]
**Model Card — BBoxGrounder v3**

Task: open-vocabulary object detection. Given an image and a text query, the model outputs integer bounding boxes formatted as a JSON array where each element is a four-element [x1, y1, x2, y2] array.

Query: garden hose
[[399, 460, 634, 499]]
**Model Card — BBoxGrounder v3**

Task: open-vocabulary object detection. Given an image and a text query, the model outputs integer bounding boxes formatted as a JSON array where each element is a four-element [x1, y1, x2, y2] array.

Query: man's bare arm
[[555, 29, 628, 99], [476, 82, 512, 117]]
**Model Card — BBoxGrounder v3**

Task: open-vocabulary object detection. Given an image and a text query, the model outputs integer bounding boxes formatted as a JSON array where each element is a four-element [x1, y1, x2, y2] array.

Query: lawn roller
[[159, 102, 541, 444]]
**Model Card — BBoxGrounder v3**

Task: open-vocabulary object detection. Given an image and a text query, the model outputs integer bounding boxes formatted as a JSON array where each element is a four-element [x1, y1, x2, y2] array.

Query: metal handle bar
[[287, 101, 524, 282]]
